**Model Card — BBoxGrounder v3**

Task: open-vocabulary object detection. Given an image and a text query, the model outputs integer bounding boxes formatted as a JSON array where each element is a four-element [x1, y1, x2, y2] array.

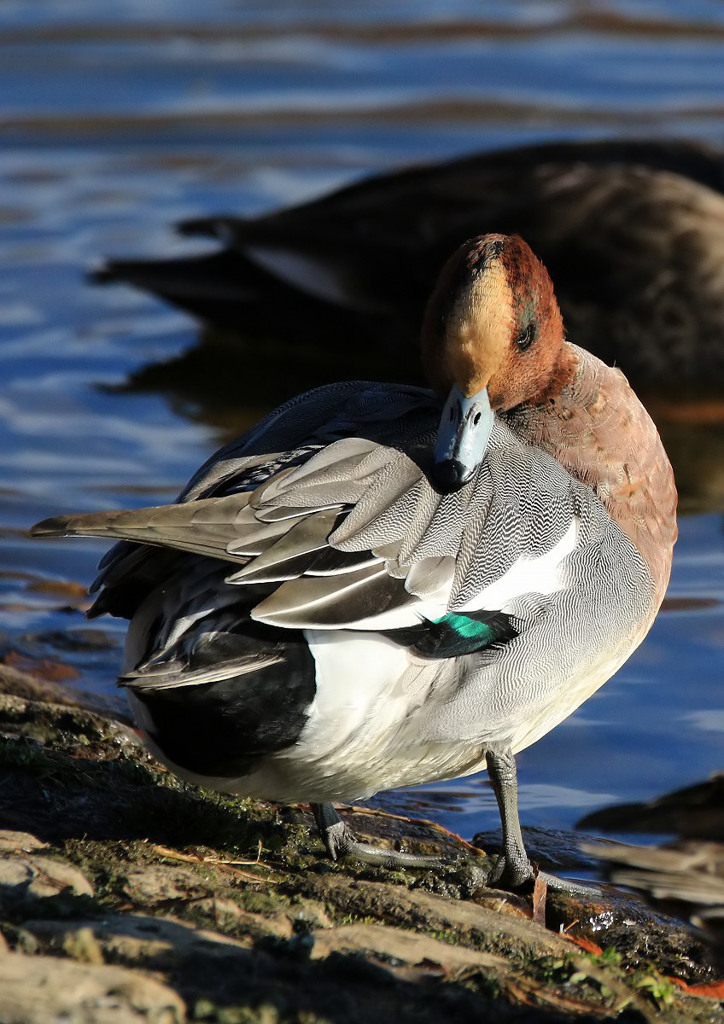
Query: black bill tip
[[432, 458, 472, 494]]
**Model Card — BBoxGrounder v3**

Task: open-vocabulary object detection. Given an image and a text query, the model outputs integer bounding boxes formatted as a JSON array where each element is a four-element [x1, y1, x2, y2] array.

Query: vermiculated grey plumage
[[32, 377, 658, 799]]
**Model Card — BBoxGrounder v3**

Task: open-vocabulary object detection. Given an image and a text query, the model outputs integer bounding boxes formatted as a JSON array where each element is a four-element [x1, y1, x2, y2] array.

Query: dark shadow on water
[[117, 323, 724, 515]]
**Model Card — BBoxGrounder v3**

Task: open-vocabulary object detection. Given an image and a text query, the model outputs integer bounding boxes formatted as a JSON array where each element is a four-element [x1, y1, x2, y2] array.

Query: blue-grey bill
[[433, 385, 493, 492]]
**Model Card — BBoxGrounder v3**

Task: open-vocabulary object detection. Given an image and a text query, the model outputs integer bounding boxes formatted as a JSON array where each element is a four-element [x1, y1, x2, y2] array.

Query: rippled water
[[1, 0, 723, 842]]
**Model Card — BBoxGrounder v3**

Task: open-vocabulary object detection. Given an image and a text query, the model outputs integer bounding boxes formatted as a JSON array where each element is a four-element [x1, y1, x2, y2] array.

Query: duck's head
[[421, 233, 569, 493]]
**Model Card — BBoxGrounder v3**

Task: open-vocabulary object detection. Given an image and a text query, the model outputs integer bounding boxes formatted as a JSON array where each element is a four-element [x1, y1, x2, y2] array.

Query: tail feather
[[30, 494, 254, 564]]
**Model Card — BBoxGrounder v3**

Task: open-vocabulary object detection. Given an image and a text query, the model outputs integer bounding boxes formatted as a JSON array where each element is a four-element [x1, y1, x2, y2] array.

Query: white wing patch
[[459, 516, 579, 613]]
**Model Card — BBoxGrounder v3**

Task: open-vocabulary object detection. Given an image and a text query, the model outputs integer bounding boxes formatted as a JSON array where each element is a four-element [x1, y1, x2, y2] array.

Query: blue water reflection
[[0, 0, 722, 843]]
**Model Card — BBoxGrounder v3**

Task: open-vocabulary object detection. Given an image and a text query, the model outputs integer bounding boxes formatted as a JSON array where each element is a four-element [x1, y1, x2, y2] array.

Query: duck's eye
[[473, 412, 482, 425], [515, 322, 536, 351]]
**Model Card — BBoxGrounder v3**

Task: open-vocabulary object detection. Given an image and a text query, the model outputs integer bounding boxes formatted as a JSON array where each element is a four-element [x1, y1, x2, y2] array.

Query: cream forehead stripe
[[443, 259, 513, 394]]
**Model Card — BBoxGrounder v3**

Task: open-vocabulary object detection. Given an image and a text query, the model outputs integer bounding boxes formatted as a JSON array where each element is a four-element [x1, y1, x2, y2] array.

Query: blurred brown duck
[[579, 775, 724, 957], [94, 137, 724, 386]]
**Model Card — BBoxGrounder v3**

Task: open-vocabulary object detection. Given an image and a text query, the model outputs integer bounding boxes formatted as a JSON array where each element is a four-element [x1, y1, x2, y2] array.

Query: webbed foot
[[486, 849, 535, 890], [311, 802, 443, 870]]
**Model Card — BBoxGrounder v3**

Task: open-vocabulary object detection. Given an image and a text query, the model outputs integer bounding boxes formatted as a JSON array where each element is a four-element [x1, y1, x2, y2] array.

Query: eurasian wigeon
[[94, 137, 724, 385], [36, 234, 678, 888]]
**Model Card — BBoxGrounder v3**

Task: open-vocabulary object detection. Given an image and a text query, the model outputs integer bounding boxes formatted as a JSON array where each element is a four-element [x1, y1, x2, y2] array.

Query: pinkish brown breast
[[505, 343, 678, 608]]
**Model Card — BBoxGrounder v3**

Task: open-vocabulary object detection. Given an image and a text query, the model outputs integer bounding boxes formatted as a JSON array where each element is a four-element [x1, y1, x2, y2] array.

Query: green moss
[[193, 1003, 284, 1024], [427, 928, 464, 947], [331, 914, 379, 928], [631, 967, 678, 1009]]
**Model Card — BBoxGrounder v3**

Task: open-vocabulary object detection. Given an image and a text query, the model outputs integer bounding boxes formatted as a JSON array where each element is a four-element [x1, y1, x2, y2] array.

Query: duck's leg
[[485, 748, 534, 889], [485, 751, 604, 896], [311, 802, 441, 870]]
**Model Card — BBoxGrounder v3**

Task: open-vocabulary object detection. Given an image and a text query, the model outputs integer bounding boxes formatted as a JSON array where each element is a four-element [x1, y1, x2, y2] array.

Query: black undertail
[[126, 623, 317, 777]]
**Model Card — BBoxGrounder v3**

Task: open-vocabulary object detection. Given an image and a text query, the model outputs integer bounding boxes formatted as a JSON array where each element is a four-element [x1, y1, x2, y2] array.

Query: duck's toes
[[485, 851, 536, 891], [536, 871, 603, 898], [311, 802, 442, 871], [484, 857, 596, 896], [338, 836, 444, 871]]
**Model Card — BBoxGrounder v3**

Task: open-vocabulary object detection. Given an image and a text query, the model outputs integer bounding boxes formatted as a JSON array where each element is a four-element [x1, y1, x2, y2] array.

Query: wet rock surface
[[0, 667, 722, 1024]]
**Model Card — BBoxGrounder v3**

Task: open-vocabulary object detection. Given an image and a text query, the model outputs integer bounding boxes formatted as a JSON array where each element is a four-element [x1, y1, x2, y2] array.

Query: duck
[[579, 776, 724, 957], [93, 137, 724, 387], [35, 234, 678, 888]]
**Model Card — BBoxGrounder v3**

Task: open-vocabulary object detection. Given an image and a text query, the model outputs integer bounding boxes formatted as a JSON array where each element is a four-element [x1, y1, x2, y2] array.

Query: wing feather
[[32, 390, 593, 636], [226, 509, 342, 583], [31, 494, 255, 563], [252, 562, 416, 628]]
